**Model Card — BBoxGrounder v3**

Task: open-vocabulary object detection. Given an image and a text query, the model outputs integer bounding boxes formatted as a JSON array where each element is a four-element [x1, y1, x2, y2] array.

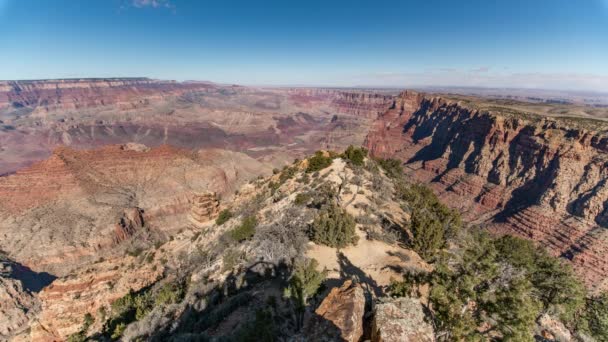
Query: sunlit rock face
[[365, 91, 608, 292]]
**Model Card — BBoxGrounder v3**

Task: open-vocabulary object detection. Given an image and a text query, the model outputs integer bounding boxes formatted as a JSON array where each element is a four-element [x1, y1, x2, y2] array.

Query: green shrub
[[306, 151, 333, 173], [341, 145, 367, 166], [294, 193, 312, 206], [268, 181, 280, 194], [111, 290, 136, 316], [410, 208, 446, 260], [223, 248, 242, 271], [311, 203, 358, 248], [287, 258, 327, 303], [399, 183, 461, 259], [155, 281, 186, 306], [297, 173, 310, 184], [229, 216, 257, 242], [580, 293, 608, 341], [285, 258, 327, 329], [377, 158, 403, 178], [134, 291, 154, 320], [427, 232, 541, 340], [216, 209, 233, 225], [279, 166, 297, 183], [111, 322, 126, 339], [401, 231, 588, 341]]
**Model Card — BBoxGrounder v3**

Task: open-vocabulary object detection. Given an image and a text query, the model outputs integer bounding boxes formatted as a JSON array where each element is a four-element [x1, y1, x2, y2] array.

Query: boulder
[[307, 279, 366, 342], [537, 314, 572, 342], [371, 297, 434, 342]]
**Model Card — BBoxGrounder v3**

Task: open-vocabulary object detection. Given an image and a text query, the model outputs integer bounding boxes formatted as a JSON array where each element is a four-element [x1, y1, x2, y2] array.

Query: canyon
[[1, 78, 608, 340], [364, 91, 608, 292]]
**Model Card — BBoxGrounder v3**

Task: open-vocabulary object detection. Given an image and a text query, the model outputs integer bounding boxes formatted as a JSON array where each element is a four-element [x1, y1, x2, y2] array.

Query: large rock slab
[[372, 297, 434, 342], [307, 279, 366, 342]]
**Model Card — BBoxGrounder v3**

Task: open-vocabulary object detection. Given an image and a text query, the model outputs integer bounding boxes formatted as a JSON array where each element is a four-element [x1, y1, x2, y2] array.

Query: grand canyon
[[1, 77, 607, 341]]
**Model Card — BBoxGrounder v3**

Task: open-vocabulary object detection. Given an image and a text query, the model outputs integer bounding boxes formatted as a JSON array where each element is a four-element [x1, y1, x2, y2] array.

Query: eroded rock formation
[[189, 192, 220, 226], [32, 257, 163, 341], [364, 91, 608, 291], [0, 256, 41, 340]]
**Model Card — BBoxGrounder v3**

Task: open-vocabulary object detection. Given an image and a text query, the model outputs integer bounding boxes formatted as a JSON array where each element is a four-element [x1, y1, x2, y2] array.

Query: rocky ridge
[[364, 91, 608, 291]]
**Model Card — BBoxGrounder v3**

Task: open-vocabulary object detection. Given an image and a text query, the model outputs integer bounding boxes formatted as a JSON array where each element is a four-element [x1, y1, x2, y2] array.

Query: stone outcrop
[[0, 256, 41, 340], [113, 207, 145, 244], [371, 297, 434, 342], [189, 191, 220, 226], [364, 91, 608, 291], [31, 256, 163, 341], [537, 314, 572, 342], [307, 279, 366, 342]]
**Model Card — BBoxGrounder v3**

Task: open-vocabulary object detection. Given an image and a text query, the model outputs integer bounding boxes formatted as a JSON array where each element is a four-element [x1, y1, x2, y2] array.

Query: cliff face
[[287, 88, 395, 119], [365, 91, 608, 291], [0, 78, 214, 112]]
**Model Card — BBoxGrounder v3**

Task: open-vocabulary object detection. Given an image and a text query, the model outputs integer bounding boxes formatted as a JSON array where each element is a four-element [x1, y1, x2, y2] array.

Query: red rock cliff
[[364, 91, 608, 292]]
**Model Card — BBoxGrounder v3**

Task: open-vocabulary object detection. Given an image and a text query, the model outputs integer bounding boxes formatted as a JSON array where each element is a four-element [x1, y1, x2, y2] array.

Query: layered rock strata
[[364, 91, 608, 291], [189, 191, 220, 226]]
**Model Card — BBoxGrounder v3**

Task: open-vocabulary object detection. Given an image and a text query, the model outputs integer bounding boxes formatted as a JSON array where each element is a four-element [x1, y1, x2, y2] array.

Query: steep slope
[[364, 91, 608, 291], [0, 144, 270, 277], [26, 152, 429, 341]]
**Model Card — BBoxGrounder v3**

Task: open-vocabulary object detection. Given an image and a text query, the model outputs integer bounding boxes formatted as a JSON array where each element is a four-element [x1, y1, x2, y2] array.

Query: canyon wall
[[0, 78, 214, 112], [365, 91, 608, 291]]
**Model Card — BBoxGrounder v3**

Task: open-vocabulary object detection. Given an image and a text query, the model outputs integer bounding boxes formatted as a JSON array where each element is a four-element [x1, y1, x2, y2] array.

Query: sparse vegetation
[[398, 183, 461, 260], [578, 292, 608, 341], [310, 202, 358, 248], [341, 145, 367, 166], [376, 158, 403, 178], [306, 151, 333, 173], [229, 216, 258, 242], [392, 231, 589, 341], [285, 258, 328, 330], [294, 192, 311, 206], [155, 281, 186, 306], [215, 209, 233, 225]]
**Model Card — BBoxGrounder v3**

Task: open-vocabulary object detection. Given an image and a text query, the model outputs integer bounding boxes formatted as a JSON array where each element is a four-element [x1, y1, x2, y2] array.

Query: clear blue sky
[[0, 0, 607, 91]]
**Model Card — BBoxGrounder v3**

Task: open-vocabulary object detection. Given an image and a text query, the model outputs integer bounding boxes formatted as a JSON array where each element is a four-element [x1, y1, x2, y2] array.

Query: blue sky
[[0, 0, 607, 91]]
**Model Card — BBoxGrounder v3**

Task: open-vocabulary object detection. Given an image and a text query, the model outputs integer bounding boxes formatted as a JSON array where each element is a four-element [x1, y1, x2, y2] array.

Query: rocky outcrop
[[537, 314, 572, 342], [364, 91, 608, 291], [371, 297, 434, 342], [307, 279, 366, 342], [114, 207, 145, 244], [189, 192, 220, 226], [31, 256, 163, 341], [0, 256, 41, 340]]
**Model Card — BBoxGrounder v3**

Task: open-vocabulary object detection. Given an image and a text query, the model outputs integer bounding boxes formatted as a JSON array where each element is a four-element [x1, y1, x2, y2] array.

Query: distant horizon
[[2, 76, 608, 96]]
